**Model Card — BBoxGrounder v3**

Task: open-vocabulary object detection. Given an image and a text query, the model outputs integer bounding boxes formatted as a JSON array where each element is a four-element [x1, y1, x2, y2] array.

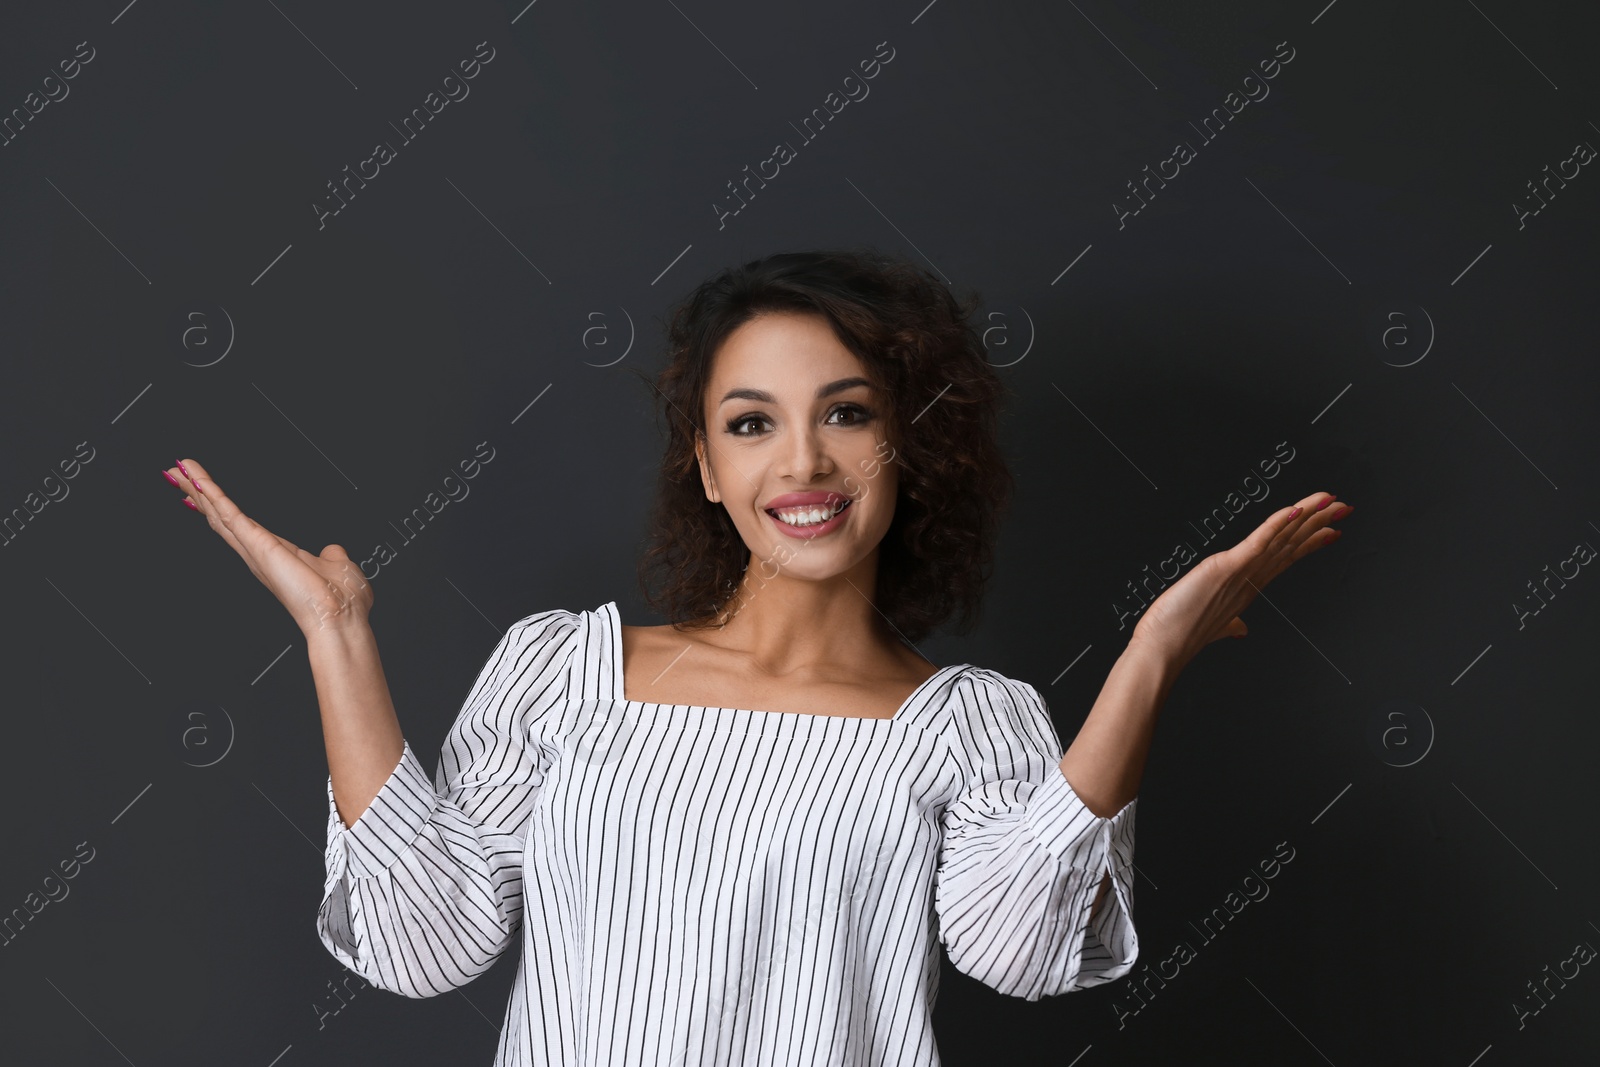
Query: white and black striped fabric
[[318, 601, 1138, 1066]]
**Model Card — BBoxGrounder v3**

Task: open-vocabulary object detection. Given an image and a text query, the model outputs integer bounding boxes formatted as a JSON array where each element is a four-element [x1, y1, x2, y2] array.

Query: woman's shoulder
[[489, 601, 620, 691], [931, 663, 1048, 711], [499, 602, 595, 643], [929, 664, 1063, 760]]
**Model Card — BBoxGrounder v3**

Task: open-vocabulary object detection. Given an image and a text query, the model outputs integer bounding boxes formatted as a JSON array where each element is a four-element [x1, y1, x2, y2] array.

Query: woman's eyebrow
[[718, 376, 873, 405]]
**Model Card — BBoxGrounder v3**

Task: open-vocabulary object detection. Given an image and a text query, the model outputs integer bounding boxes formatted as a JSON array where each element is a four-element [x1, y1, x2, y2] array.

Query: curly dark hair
[[629, 247, 1016, 646]]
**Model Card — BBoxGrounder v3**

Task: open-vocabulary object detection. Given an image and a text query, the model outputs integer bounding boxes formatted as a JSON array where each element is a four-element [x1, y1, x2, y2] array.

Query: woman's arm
[[1061, 490, 1354, 918], [163, 458, 402, 827], [1059, 640, 1180, 920], [1059, 642, 1180, 820], [932, 670, 1142, 996], [309, 622, 406, 829], [317, 609, 580, 997]]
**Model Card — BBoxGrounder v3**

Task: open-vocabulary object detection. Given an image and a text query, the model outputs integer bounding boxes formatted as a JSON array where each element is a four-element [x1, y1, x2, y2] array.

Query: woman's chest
[[526, 702, 953, 896]]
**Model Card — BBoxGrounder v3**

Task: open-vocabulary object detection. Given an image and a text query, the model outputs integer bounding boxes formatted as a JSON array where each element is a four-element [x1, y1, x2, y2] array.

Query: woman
[[162, 249, 1351, 1065]]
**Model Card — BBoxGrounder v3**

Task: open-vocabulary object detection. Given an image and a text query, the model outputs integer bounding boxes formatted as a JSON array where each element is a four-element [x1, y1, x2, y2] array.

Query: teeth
[[772, 500, 847, 527]]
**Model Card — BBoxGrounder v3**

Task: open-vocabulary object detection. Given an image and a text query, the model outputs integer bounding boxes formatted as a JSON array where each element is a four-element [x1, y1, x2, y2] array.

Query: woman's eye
[[727, 405, 871, 437]]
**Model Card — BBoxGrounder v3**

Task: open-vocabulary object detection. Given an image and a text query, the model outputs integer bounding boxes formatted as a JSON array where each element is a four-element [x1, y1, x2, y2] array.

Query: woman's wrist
[[302, 611, 375, 648], [1123, 630, 1189, 682]]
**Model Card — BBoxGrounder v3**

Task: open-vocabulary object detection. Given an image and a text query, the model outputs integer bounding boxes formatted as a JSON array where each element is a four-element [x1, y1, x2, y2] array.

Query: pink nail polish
[[177, 460, 202, 493], [183, 498, 198, 511], [1332, 506, 1351, 520], [161, 469, 180, 488], [1316, 495, 1334, 511], [1288, 506, 1302, 519]]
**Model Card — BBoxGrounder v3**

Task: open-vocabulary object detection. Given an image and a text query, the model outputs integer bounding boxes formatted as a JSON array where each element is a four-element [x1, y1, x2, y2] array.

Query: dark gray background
[[2, 1, 1595, 1064]]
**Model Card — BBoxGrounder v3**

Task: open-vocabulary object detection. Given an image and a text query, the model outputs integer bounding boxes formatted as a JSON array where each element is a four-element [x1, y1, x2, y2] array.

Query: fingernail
[[1332, 506, 1352, 520], [183, 498, 198, 511], [1288, 506, 1302, 519], [161, 469, 180, 488], [1315, 495, 1334, 511], [177, 460, 203, 493]]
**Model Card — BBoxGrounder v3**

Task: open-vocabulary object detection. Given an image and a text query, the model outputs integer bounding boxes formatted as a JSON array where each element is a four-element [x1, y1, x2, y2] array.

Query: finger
[[174, 458, 307, 571], [165, 462, 213, 520], [1289, 521, 1344, 565], [1279, 491, 1332, 534], [1264, 491, 1345, 554], [1247, 496, 1320, 557], [1293, 496, 1352, 543], [173, 457, 213, 500]]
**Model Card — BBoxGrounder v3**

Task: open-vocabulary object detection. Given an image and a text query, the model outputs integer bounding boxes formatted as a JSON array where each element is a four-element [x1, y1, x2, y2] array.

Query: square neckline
[[602, 601, 964, 723]]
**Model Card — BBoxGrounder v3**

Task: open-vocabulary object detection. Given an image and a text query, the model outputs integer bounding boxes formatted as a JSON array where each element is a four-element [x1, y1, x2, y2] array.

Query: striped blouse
[[317, 601, 1139, 1066]]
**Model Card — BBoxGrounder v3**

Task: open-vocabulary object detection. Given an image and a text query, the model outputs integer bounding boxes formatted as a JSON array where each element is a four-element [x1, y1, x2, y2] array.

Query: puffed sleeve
[[316, 607, 580, 998], [933, 667, 1139, 1000]]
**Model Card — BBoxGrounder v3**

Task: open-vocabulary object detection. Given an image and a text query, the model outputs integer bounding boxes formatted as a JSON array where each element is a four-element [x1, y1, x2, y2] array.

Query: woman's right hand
[[163, 457, 374, 637]]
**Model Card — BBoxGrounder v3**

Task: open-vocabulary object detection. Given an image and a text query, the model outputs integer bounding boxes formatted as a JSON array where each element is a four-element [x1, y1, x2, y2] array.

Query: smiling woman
[[167, 245, 1351, 1067]]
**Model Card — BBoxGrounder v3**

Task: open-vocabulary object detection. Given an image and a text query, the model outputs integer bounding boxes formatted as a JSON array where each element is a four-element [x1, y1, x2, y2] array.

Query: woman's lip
[[765, 499, 851, 539], [763, 490, 849, 510]]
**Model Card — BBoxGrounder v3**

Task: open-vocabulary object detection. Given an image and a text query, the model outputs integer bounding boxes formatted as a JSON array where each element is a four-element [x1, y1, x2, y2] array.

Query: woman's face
[[695, 311, 899, 585]]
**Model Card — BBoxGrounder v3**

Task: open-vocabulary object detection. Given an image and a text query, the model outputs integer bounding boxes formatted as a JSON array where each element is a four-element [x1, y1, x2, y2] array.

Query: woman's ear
[[695, 431, 720, 503]]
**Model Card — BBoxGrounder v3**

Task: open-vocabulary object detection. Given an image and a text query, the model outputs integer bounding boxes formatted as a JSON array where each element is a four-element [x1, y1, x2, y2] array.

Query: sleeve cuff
[[326, 739, 441, 880], [1027, 765, 1140, 986], [1023, 763, 1137, 870]]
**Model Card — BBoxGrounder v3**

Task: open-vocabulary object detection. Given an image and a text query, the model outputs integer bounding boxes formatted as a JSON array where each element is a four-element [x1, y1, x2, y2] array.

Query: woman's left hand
[[1128, 491, 1353, 669]]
